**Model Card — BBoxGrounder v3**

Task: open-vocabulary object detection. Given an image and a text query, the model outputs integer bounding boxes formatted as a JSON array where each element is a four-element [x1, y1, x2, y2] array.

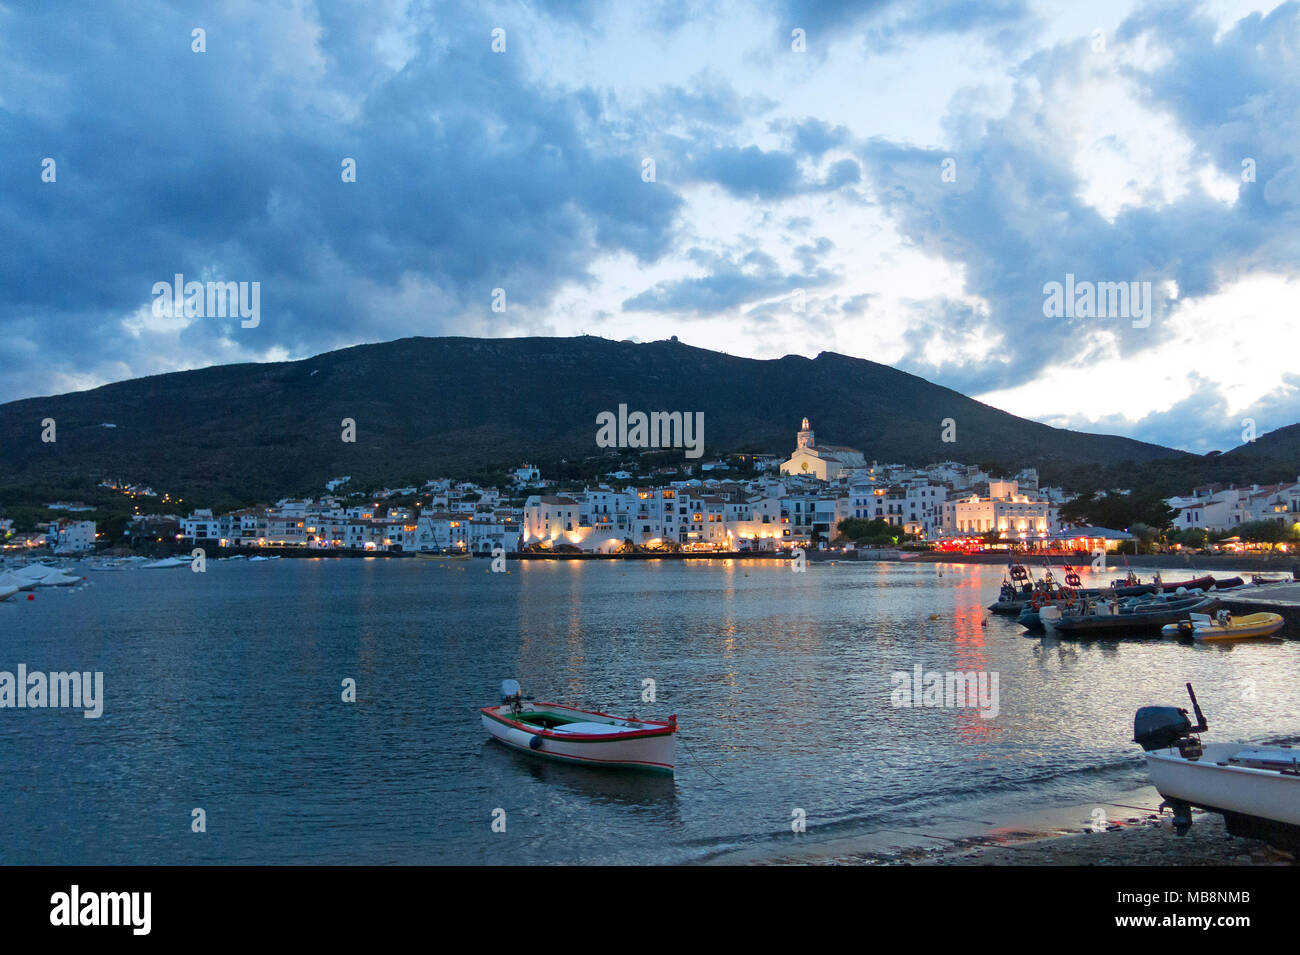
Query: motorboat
[[1162, 610, 1285, 641], [142, 557, 188, 569], [1210, 576, 1245, 590], [0, 571, 37, 592], [11, 565, 80, 587], [1051, 594, 1220, 637], [481, 680, 677, 773], [1155, 573, 1215, 593], [994, 565, 1158, 616], [1135, 684, 1300, 851]]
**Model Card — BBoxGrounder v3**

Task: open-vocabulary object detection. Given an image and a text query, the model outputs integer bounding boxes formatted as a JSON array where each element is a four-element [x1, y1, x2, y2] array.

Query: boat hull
[[1146, 743, 1300, 845], [481, 702, 676, 773], [1159, 575, 1215, 593], [1161, 612, 1285, 641], [1053, 596, 1221, 637]]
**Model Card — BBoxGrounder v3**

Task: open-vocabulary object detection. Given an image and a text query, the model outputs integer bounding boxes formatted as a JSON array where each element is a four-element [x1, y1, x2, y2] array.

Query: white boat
[[12, 565, 80, 587], [142, 557, 188, 569], [1135, 684, 1300, 850], [0, 580, 18, 601], [0, 571, 36, 592], [1161, 610, 1285, 641], [481, 680, 677, 773]]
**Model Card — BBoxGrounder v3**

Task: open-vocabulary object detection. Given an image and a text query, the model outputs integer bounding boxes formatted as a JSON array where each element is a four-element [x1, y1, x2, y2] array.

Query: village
[[10, 418, 1300, 559]]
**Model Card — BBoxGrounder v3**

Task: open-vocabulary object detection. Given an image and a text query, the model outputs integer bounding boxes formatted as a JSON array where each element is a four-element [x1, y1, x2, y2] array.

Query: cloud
[[622, 246, 836, 314], [0, 0, 686, 401], [853, 4, 1300, 399]]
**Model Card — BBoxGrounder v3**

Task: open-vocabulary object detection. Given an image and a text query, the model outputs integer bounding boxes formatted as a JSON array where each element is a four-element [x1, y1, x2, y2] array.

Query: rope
[[677, 734, 726, 787]]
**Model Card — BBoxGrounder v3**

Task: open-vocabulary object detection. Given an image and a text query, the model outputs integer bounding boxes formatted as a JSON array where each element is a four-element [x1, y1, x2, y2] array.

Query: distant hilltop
[[0, 334, 1217, 501]]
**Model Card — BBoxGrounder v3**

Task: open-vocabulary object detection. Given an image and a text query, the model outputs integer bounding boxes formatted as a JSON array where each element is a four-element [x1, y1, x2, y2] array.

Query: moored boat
[[1156, 574, 1215, 593], [12, 565, 80, 587], [1051, 594, 1220, 637], [1135, 684, 1300, 850], [142, 557, 188, 569], [1210, 576, 1245, 590], [0, 570, 37, 592], [1161, 610, 1285, 641], [481, 680, 677, 773]]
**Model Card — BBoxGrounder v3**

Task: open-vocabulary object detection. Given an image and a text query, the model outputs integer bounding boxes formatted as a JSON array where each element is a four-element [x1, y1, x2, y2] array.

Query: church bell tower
[[797, 417, 814, 450]]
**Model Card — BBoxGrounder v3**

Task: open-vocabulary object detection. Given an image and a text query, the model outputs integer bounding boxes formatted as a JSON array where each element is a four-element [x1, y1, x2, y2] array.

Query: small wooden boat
[[1162, 610, 1285, 641], [415, 551, 471, 561], [481, 681, 677, 773], [1135, 684, 1300, 850]]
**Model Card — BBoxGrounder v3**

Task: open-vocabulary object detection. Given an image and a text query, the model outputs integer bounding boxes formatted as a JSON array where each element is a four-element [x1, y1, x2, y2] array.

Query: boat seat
[[1227, 748, 1300, 771], [549, 721, 633, 735]]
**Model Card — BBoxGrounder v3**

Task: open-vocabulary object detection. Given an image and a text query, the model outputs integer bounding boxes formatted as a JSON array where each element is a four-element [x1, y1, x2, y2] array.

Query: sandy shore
[[853, 810, 1292, 866], [710, 789, 1296, 866]]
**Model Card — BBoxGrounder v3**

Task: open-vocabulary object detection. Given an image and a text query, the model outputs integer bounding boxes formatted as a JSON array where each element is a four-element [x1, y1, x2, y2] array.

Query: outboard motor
[[1133, 706, 1192, 752], [501, 679, 526, 716], [1133, 683, 1208, 754]]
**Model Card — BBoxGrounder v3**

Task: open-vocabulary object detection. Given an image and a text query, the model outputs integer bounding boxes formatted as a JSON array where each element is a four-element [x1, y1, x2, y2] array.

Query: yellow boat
[[1162, 610, 1285, 641]]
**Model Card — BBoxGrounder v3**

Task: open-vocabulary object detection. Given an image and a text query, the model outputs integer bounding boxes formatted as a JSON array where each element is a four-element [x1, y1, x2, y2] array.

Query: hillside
[[0, 336, 1188, 503]]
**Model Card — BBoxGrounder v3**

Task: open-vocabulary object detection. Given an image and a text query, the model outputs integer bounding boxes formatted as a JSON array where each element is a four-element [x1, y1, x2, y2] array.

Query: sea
[[3, 557, 1297, 864]]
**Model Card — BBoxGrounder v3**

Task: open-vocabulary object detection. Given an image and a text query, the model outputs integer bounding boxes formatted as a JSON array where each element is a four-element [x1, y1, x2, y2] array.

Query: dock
[[1218, 583, 1300, 637]]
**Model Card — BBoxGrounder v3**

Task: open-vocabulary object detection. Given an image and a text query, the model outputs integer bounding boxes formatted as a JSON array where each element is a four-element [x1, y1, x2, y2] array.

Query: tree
[[835, 517, 915, 547], [1168, 527, 1208, 550], [1059, 491, 1176, 531], [1236, 520, 1292, 550]]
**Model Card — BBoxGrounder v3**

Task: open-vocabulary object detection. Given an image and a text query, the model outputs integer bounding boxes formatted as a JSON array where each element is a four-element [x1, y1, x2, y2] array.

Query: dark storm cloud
[[0, 1, 686, 401]]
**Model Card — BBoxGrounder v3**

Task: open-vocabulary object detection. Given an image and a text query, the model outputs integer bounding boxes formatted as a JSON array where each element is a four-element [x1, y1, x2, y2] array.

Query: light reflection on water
[[1, 558, 1295, 864]]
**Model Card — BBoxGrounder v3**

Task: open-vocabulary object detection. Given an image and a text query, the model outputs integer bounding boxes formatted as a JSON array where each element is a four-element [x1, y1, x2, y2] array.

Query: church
[[779, 418, 866, 481]]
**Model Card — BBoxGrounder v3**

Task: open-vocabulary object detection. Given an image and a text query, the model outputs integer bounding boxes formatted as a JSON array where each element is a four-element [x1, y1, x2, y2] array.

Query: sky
[[1, 0, 1298, 453]]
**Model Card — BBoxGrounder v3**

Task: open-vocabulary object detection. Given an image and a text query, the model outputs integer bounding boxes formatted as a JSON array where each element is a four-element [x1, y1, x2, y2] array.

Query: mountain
[[0, 335, 1188, 503], [1224, 423, 1300, 468]]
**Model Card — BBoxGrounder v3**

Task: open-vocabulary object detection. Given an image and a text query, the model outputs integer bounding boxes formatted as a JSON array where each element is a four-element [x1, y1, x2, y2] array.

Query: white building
[[941, 481, 1057, 539], [181, 509, 222, 543], [780, 418, 866, 481], [46, 519, 96, 554]]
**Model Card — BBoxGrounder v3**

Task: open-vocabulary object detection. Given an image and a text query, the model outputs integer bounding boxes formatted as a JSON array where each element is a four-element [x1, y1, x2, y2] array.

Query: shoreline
[[706, 787, 1291, 867], [896, 812, 1289, 867]]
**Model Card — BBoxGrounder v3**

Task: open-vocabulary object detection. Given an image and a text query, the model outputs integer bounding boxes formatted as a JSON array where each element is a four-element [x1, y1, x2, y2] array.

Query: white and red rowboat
[[482, 682, 677, 773]]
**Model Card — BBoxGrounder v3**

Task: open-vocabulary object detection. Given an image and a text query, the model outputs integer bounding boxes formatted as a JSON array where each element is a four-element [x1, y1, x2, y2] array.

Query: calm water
[[2, 558, 1297, 865]]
